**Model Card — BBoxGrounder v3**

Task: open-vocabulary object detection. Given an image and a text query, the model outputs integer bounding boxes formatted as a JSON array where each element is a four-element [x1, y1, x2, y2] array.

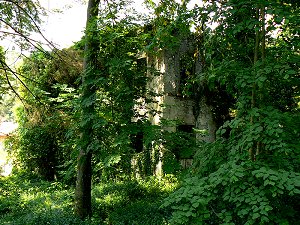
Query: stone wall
[[133, 37, 217, 175], [146, 39, 196, 129], [146, 39, 216, 142]]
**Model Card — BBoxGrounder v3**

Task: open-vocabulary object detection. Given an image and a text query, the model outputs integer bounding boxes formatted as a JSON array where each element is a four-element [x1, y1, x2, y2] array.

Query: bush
[[5, 209, 89, 225], [162, 161, 300, 224], [161, 108, 300, 224]]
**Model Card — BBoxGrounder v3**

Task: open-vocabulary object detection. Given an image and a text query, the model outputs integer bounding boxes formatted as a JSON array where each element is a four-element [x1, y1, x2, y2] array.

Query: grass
[[0, 175, 178, 225], [0, 175, 84, 225]]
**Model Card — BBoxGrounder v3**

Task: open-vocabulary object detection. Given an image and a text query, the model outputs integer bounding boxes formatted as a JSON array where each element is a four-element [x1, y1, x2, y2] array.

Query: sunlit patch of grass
[[96, 193, 125, 206], [0, 176, 90, 225], [0, 175, 179, 225], [92, 175, 179, 224]]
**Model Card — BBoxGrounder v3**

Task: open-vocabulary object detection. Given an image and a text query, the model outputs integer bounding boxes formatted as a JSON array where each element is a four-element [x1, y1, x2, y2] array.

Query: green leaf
[[293, 189, 300, 194], [192, 202, 199, 208], [252, 213, 260, 220], [265, 205, 273, 212]]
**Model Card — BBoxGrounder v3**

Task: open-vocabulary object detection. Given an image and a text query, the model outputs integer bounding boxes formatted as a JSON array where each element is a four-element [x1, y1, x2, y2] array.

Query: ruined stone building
[[133, 37, 221, 174], [143, 38, 217, 143]]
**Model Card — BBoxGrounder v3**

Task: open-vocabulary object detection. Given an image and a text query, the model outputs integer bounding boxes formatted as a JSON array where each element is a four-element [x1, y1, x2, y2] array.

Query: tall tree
[[74, 0, 100, 219]]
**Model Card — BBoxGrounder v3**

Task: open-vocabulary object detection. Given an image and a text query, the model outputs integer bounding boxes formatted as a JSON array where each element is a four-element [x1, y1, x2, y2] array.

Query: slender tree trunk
[[256, 6, 266, 157], [250, 5, 266, 160], [260, 6, 266, 67], [75, 0, 100, 219], [249, 6, 260, 161]]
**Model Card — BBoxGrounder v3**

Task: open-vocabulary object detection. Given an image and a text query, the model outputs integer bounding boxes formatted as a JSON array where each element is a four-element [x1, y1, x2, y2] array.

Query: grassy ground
[[0, 175, 178, 225]]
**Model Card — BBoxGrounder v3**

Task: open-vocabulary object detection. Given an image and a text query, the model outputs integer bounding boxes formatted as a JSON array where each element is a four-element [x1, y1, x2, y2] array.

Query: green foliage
[[161, 129, 197, 174], [2, 0, 299, 223], [7, 48, 82, 181], [0, 175, 92, 225], [0, 175, 178, 225], [0, 47, 17, 115], [162, 161, 300, 225], [164, 129, 196, 160], [76, 2, 165, 180], [163, 108, 300, 224], [5, 0, 196, 185], [0, 0, 44, 50], [9, 115, 70, 180], [162, 95, 300, 225], [145, 0, 192, 52], [161, 0, 300, 224], [0, 93, 15, 121], [0, 46, 8, 95]]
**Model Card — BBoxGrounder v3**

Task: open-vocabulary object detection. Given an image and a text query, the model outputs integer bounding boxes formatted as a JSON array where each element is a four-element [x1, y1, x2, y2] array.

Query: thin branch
[[104, 0, 117, 26], [0, 30, 52, 50], [1, 1, 84, 75], [0, 59, 25, 105], [261, 6, 266, 62], [0, 18, 51, 55], [4, 0, 59, 50], [0, 58, 42, 104]]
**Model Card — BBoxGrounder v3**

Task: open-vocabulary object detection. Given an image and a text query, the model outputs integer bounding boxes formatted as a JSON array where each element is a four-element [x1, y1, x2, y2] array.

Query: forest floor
[[0, 174, 178, 225]]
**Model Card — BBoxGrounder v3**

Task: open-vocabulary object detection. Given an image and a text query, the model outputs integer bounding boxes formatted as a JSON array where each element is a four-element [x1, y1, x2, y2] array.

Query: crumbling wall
[[147, 38, 216, 143], [146, 39, 196, 129], [133, 37, 218, 175]]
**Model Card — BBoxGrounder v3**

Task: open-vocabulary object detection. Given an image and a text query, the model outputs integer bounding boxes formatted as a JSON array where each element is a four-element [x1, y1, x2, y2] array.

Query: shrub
[[161, 108, 300, 224]]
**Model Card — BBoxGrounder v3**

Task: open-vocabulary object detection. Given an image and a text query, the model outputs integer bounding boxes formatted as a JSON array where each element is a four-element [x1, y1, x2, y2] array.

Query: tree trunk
[[250, 5, 266, 160], [74, 0, 100, 219], [249, 6, 260, 161]]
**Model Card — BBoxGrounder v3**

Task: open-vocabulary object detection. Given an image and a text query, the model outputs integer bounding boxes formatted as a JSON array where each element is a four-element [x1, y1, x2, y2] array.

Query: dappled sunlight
[[95, 193, 124, 207], [0, 176, 81, 224], [0, 175, 178, 225]]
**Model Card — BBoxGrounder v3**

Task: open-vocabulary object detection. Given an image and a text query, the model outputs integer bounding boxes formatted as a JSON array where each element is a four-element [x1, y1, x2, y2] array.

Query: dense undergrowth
[[0, 174, 178, 225]]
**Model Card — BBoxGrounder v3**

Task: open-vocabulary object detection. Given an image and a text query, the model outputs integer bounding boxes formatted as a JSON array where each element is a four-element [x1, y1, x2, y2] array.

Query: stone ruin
[[132, 37, 218, 176]]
